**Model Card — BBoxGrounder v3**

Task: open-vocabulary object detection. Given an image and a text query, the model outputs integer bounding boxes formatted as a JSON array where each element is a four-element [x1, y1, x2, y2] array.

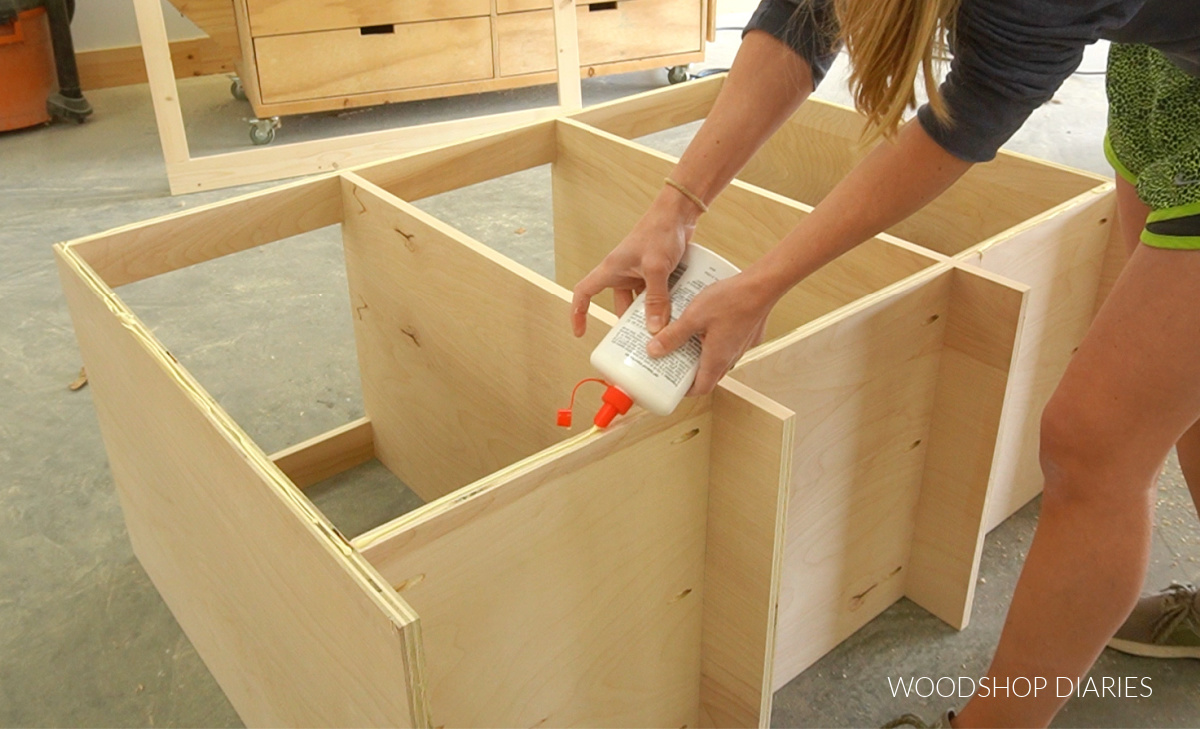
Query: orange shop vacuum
[[1, 0, 91, 132]]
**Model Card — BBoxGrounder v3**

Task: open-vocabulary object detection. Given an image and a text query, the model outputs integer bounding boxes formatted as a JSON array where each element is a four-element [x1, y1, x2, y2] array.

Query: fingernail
[[647, 314, 664, 333], [647, 340, 664, 357]]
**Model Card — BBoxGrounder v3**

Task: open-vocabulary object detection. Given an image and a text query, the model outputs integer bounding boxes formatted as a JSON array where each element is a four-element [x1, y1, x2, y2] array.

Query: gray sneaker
[[1108, 582, 1200, 659], [882, 710, 955, 728]]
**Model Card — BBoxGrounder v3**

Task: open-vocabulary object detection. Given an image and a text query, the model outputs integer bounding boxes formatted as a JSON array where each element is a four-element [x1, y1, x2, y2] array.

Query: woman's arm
[[571, 29, 816, 337], [647, 119, 974, 394]]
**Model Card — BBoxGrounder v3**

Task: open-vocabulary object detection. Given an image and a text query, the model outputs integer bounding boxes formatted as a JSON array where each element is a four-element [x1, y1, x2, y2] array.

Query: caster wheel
[[230, 77, 248, 102], [249, 117, 280, 145], [667, 65, 689, 84]]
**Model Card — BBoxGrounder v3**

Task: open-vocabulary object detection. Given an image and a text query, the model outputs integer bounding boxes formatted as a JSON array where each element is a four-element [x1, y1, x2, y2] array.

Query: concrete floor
[[2, 14, 1199, 728]]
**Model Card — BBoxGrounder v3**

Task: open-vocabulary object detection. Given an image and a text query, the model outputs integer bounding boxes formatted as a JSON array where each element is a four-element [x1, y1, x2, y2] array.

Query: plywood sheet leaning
[[551, 120, 943, 341], [964, 187, 1117, 529], [729, 263, 1027, 687], [54, 244, 431, 727]]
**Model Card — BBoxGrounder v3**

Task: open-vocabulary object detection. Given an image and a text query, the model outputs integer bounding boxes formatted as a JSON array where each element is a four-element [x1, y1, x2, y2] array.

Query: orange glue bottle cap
[[593, 385, 634, 428]]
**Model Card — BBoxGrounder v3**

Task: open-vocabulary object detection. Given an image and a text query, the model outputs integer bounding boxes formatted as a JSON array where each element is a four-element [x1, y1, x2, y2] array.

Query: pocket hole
[[669, 588, 693, 604], [672, 428, 700, 445], [1099, 217, 1109, 225], [908, 439, 923, 451], [925, 314, 940, 325], [360, 24, 395, 34]]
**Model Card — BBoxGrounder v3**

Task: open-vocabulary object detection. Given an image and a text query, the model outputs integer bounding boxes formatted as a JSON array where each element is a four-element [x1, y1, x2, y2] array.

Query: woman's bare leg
[[1116, 176, 1200, 521], [952, 237, 1200, 727]]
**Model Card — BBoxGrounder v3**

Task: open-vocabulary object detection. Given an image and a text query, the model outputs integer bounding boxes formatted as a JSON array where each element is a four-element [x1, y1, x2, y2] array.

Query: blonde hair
[[821, 0, 959, 142]]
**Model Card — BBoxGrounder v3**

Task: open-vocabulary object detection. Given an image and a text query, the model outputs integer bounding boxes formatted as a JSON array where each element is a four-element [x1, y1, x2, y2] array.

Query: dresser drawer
[[496, 0, 702, 77], [497, 0, 552, 12], [246, 0, 491, 37], [255, 16, 494, 104]]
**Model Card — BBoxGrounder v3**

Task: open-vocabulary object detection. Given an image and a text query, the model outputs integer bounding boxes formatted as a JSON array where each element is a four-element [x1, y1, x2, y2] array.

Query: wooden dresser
[[190, 0, 716, 123]]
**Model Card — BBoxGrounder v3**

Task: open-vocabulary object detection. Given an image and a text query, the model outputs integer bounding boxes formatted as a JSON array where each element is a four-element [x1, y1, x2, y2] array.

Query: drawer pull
[[588, 2, 618, 11], [360, 24, 396, 35]]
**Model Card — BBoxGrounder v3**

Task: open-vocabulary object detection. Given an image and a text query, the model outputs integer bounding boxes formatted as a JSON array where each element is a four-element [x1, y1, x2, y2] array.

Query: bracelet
[[663, 177, 709, 214]]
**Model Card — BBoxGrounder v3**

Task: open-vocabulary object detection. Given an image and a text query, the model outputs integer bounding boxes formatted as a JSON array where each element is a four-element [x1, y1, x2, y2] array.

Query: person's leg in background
[[1100, 42, 1200, 663], [1115, 174, 1200, 522], [950, 225, 1200, 728]]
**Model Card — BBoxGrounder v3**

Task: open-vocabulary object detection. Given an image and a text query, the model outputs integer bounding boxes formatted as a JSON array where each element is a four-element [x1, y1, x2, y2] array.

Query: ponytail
[[810, 0, 959, 142]]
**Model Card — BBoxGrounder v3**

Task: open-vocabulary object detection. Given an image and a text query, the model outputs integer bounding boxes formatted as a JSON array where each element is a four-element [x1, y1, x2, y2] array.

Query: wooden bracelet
[[663, 177, 709, 214]]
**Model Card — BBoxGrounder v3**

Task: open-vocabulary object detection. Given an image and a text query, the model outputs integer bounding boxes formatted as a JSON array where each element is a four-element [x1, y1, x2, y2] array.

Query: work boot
[[882, 710, 955, 728], [1108, 581, 1200, 659]]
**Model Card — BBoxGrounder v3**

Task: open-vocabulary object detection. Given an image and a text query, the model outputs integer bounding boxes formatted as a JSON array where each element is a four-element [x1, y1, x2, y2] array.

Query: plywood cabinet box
[[57, 77, 1117, 727], [175, 0, 716, 118]]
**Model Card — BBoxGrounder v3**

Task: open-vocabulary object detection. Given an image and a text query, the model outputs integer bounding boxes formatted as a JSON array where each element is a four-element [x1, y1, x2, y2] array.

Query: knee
[[1038, 393, 1151, 504]]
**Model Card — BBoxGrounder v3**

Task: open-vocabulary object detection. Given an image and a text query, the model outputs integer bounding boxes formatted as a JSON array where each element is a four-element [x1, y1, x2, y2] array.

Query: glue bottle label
[[589, 243, 740, 416]]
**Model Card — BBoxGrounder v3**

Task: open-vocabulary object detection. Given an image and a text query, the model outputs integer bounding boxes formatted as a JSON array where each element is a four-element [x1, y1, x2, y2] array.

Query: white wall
[[72, 0, 206, 51]]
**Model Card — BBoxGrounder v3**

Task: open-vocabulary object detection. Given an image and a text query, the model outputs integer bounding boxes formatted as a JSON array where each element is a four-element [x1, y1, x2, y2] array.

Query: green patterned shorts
[[1105, 43, 1200, 249]]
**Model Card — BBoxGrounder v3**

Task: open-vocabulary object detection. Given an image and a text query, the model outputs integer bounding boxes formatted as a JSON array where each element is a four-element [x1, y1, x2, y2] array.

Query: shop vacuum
[[0, 0, 92, 132]]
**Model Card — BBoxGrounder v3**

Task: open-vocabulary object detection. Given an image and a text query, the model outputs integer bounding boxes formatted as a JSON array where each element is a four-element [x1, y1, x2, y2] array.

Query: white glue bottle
[[588, 243, 741, 428]]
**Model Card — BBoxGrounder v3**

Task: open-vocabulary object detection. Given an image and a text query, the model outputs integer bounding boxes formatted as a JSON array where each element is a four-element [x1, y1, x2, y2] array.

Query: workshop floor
[[2, 10, 1199, 728]]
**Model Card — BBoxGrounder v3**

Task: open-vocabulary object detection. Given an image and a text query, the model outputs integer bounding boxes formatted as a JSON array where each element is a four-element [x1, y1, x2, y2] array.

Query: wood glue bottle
[[588, 243, 741, 427]]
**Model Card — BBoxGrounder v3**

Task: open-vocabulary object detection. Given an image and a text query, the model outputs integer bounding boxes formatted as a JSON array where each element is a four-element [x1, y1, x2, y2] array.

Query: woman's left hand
[[646, 269, 781, 396]]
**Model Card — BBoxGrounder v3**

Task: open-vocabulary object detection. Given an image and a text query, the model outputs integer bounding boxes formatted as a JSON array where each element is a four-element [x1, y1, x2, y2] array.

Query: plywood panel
[[359, 406, 712, 728], [255, 17, 493, 104], [68, 174, 342, 288], [568, 71, 722, 139], [731, 270, 951, 688], [270, 417, 375, 489], [905, 266, 1027, 627], [353, 120, 556, 202], [340, 174, 610, 502], [700, 381, 793, 728], [55, 247, 429, 727], [972, 190, 1116, 529], [552, 121, 941, 341], [738, 100, 1107, 257]]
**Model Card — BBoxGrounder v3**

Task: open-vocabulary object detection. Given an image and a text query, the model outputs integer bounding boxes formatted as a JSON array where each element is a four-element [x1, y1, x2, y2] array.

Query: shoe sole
[[1107, 637, 1200, 659]]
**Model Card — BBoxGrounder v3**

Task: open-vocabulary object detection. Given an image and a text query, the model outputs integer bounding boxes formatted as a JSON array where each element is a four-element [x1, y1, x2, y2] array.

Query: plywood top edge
[[948, 260, 1032, 295], [955, 182, 1116, 259], [993, 148, 1113, 184], [345, 115, 561, 181], [62, 173, 342, 257], [565, 72, 724, 123], [716, 377, 796, 423], [56, 244, 422, 631], [171, 107, 565, 193], [352, 397, 712, 555]]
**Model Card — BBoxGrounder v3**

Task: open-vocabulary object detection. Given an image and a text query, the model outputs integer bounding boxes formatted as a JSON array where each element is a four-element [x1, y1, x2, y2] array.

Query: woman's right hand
[[570, 186, 703, 338]]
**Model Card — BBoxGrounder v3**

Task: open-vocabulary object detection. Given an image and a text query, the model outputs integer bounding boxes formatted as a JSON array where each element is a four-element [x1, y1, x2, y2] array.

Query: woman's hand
[[571, 187, 701, 337], [647, 269, 781, 396]]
